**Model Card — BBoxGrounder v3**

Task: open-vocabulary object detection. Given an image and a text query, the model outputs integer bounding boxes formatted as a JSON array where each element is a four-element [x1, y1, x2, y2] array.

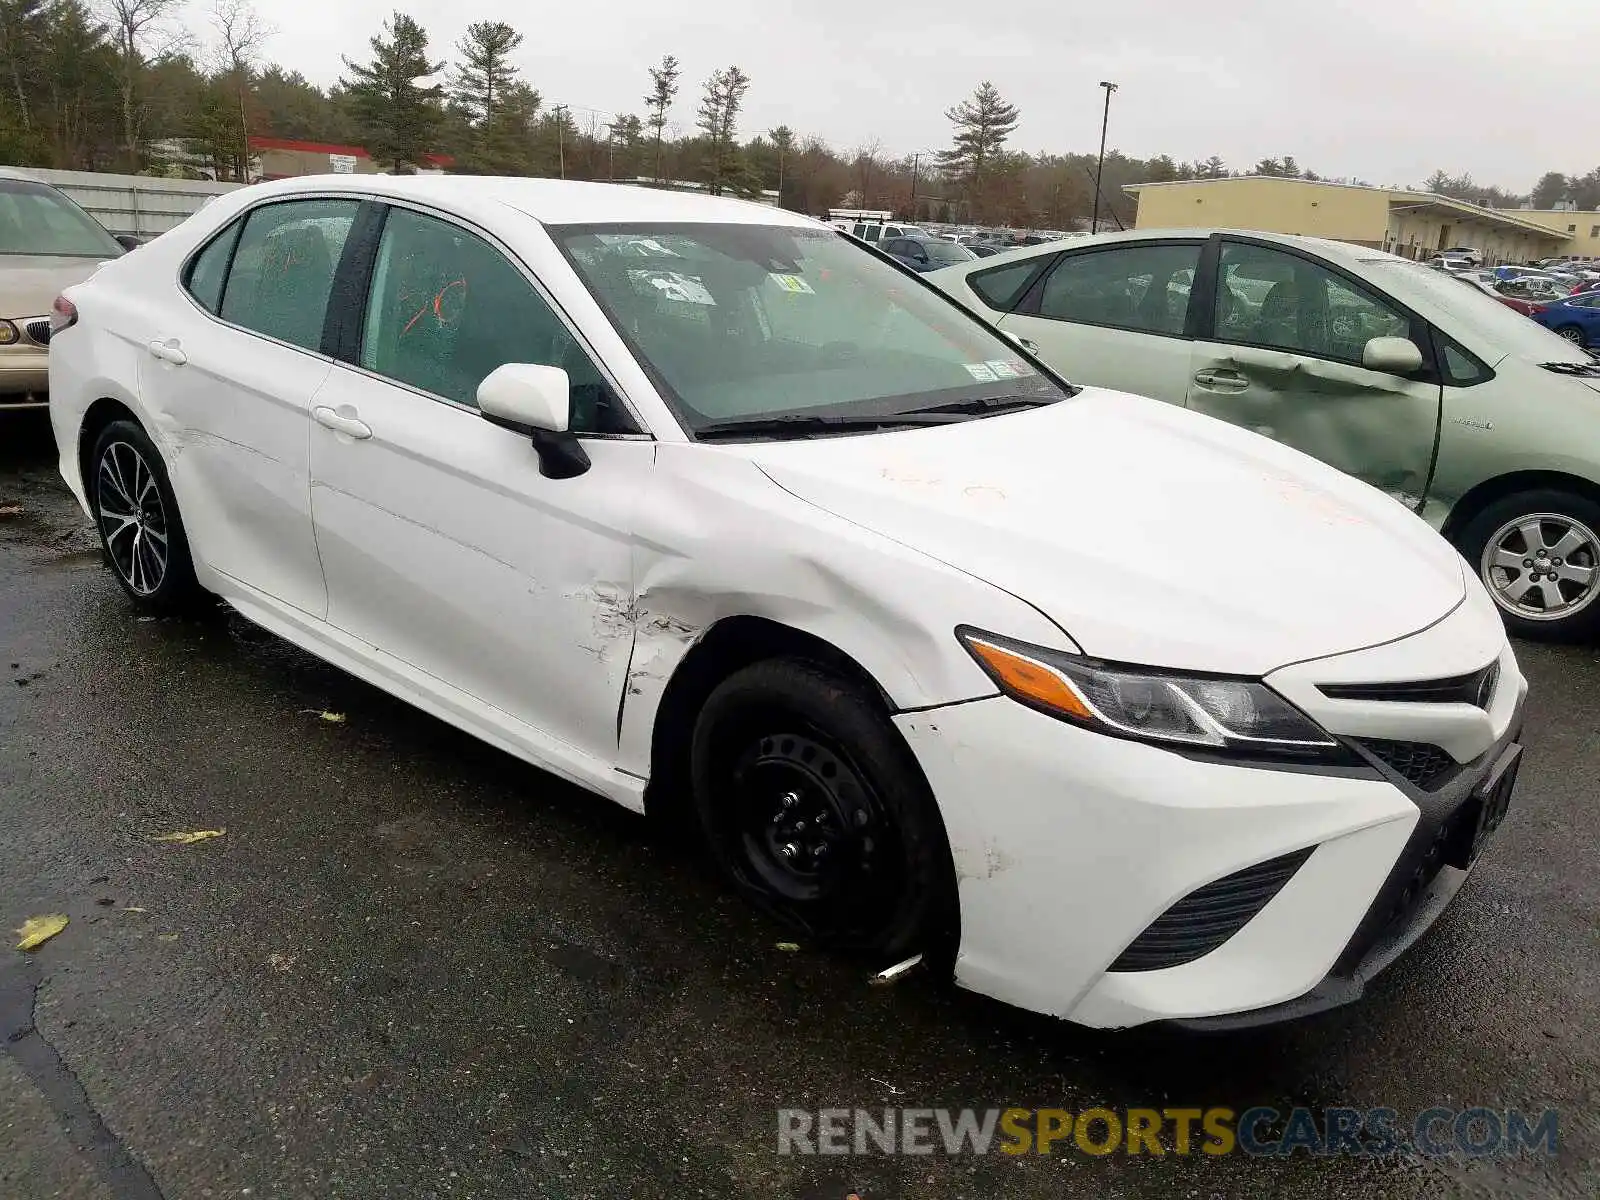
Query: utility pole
[[909, 152, 920, 221], [1092, 81, 1118, 234], [554, 104, 568, 179], [603, 122, 616, 180]]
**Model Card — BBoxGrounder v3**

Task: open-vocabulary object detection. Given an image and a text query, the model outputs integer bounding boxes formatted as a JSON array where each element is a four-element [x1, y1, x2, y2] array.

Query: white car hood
[[745, 389, 1466, 676]]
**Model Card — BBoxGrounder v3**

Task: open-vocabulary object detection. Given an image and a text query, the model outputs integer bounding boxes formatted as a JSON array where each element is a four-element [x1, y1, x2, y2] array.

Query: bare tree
[[853, 138, 881, 208], [104, 0, 188, 170], [210, 0, 274, 180]]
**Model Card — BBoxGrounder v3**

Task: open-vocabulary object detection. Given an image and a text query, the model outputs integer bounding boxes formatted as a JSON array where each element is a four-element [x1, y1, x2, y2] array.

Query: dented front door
[[308, 362, 654, 766], [1186, 239, 1441, 508]]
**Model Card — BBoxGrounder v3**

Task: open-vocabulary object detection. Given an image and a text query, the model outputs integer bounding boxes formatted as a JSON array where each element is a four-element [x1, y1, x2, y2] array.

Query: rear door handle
[[147, 338, 187, 365], [313, 405, 373, 440], [1193, 368, 1249, 392]]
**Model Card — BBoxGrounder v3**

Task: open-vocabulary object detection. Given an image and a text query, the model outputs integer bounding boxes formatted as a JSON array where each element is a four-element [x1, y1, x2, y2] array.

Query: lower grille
[[1109, 848, 1315, 972], [1358, 739, 1457, 791], [23, 318, 50, 346]]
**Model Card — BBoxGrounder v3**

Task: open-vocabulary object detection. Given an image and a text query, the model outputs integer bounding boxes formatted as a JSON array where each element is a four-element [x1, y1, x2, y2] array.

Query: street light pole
[[1091, 81, 1118, 234]]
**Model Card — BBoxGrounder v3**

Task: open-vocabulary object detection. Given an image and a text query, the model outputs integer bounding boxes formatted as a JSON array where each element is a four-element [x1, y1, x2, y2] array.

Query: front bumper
[[0, 344, 49, 404], [897, 590, 1526, 1029]]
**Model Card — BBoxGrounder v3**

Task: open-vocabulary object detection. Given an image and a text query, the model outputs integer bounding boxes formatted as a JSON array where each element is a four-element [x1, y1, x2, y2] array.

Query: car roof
[[235, 174, 821, 230], [952, 226, 1409, 273]]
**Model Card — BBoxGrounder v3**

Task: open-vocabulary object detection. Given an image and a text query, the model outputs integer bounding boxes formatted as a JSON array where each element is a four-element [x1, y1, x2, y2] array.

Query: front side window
[[554, 223, 1072, 434], [1214, 242, 1410, 364], [361, 207, 632, 433], [219, 199, 358, 351], [1036, 243, 1201, 336], [0, 179, 123, 258]]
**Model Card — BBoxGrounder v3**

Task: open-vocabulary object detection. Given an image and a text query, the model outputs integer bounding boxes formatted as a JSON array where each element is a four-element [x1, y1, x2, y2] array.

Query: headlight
[[0, 320, 18, 346], [958, 628, 1342, 760]]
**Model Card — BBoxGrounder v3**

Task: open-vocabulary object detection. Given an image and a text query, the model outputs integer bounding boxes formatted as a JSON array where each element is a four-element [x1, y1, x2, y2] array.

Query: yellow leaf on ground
[[15, 914, 68, 951], [153, 829, 225, 845], [775, 942, 801, 952], [320, 711, 346, 723]]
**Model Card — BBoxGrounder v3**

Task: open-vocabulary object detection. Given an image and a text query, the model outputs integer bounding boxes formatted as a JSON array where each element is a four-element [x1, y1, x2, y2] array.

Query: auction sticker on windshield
[[770, 273, 815, 294]]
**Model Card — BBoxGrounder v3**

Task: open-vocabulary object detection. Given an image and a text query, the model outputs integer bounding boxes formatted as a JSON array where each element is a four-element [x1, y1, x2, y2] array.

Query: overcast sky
[[252, 0, 1587, 192]]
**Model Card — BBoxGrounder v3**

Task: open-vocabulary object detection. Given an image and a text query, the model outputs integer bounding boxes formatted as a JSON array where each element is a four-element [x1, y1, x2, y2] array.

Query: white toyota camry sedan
[[48, 176, 1527, 1029]]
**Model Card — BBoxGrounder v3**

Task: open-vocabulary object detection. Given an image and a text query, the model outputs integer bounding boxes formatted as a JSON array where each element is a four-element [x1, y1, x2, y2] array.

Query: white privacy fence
[[12, 169, 242, 239]]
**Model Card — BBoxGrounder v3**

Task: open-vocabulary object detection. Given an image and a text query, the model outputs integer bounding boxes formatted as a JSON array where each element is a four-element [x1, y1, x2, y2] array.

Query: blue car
[[879, 234, 975, 273], [1530, 293, 1600, 348]]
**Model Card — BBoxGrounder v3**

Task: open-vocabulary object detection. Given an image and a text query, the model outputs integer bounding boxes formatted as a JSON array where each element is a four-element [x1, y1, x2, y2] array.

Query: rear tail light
[[1528, 304, 1548, 315], [50, 294, 77, 334]]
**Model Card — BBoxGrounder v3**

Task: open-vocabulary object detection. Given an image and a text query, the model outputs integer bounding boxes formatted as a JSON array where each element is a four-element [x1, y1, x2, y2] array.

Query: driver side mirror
[[477, 363, 591, 479], [1362, 336, 1423, 376], [114, 233, 142, 251]]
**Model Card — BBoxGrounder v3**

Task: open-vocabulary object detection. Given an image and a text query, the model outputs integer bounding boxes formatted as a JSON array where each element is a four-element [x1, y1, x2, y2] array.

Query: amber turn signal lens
[[0, 321, 17, 345], [965, 637, 1093, 721]]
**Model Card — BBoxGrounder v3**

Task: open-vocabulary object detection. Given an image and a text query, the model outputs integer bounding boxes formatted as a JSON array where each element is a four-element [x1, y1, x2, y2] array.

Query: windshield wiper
[[693, 412, 966, 441], [1541, 361, 1600, 376], [898, 393, 1058, 417]]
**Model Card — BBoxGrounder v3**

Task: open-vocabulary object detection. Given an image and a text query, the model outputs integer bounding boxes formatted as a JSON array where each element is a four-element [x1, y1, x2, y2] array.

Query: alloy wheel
[[1559, 327, 1586, 344], [97, 440, 168, 596], [1481, 512, 1600, 623]]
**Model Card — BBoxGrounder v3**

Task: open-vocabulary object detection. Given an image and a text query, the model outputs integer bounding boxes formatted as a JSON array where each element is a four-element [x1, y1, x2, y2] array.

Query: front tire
[[89, 419, 205, 614], [1455, 488, 1600, 640], [690, 659, 956, 961]]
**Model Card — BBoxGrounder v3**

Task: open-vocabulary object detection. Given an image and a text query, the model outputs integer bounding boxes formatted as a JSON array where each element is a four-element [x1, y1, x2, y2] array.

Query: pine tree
[[450, 20, 520, 126], [340, 11, 442, 173], [936, 81, 1019, 209], [696, 64, 749, 196], [644, 53, 678, 182]]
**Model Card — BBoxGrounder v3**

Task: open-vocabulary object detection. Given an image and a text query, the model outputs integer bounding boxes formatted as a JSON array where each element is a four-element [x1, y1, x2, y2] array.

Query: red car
[[1458, 276, 1544, 317]]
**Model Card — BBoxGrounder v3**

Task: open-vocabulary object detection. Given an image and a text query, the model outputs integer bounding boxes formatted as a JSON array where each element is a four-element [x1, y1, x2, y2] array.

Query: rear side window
[[184, 221, 242, 314], [218, 199, 359, 352], [1038, 243, 1202, 336], [967, 259, 1044, 311]]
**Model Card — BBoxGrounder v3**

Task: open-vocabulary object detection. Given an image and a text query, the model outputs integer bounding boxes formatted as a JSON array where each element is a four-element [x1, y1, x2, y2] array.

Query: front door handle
[[313, 405, 373, 440], [147, 338, 187, 365], [1193, 368, 1249, 392]]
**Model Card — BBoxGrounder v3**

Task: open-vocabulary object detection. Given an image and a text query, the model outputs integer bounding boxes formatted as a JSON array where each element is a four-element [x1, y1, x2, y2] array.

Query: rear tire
[[1455, 488, 1600, 641], [89, 419, 206, 615], [690, 658, 957, 962], [1556, 326, 1588, 347]]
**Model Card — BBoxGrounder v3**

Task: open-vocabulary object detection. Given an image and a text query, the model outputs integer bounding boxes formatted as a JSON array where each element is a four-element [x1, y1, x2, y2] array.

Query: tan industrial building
[[1516, 208, 1600, 262], [1125, 176, 1570, 265]]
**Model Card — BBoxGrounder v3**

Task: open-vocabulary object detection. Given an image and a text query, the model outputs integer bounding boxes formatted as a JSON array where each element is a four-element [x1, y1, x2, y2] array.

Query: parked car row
[[42, 175, 1529, 1033]]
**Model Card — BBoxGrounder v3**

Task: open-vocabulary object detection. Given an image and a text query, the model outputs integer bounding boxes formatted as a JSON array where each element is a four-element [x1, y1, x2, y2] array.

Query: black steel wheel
[[691, 658, 956, 960], [90, 418, 205, 613]]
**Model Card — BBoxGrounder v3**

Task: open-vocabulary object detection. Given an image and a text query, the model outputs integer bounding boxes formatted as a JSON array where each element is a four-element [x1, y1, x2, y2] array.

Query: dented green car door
[[1184, 238, 1441, 508]]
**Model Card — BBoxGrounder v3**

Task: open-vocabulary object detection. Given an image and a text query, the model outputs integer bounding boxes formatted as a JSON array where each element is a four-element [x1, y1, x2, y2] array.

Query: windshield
[[554, 222, 1070, 436], [1364, 259, 1591, 364], [0, 179, 122, 257], [923, 240, 974, 264]]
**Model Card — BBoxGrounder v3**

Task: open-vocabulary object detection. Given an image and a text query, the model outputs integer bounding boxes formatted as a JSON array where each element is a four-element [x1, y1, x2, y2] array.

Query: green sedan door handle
[[1194, 368, 1249, 392]]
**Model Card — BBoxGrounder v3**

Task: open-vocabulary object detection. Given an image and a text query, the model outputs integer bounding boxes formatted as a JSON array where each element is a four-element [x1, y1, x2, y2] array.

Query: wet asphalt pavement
[[1, 412, 1597, 1200]]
